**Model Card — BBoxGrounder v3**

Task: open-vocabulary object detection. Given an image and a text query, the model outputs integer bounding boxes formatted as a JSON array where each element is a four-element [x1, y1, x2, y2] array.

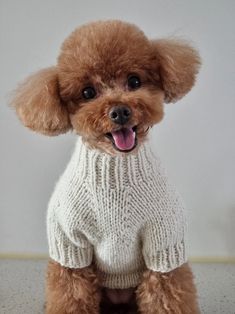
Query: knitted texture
[[47, 138, 187, 289]]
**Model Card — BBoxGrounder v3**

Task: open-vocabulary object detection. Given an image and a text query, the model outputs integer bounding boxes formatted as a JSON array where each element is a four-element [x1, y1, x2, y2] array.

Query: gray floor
[[0, 260, 235, 314]]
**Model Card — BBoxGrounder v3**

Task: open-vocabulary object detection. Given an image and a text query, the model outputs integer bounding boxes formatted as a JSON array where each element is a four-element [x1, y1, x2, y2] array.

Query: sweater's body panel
[[47, 138, 187, 288], [90, 185, 146, 279]]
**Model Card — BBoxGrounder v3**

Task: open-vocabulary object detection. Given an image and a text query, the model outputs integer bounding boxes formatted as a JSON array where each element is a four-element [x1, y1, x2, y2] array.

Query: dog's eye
[[82, 86, 96, 100], [127, 75, 141, 90]]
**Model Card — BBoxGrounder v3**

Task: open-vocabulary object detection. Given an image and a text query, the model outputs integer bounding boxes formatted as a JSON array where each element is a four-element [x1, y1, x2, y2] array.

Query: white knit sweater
[[47, 138, 187, 289]]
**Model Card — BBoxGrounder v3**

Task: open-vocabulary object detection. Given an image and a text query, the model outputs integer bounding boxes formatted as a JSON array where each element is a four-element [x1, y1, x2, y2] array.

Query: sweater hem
[[99, 269, 144, 289]]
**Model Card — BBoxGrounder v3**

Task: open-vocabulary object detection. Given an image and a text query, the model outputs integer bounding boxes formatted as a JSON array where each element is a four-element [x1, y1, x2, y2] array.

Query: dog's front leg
[[46, 259, 101, 314], [136, 263, 200, 314]]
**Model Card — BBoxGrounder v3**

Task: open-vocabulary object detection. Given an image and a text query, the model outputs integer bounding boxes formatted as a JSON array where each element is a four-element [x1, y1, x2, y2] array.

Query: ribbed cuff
[[100, 269, 144, 289], [143, 240, 186, 273], [49, 240, 93, 269]]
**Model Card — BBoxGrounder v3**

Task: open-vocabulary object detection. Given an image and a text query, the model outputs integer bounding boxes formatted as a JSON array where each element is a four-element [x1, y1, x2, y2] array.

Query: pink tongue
[[111, 128, 135, 151]]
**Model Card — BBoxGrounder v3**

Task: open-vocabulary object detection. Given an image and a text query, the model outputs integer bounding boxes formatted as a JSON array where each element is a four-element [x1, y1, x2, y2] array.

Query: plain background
[[0, 0, 234, 258]]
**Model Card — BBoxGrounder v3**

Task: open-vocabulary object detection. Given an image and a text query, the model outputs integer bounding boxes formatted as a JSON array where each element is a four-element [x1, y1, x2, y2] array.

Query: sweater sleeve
[[47, 212, 93, 268], [47, 153, 93, 269], [142, 222, 186, 273], [141, 157, 187, 273]]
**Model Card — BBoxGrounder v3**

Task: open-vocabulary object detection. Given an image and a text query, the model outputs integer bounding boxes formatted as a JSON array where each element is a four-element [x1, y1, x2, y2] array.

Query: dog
[[12, 20, 201, 314]]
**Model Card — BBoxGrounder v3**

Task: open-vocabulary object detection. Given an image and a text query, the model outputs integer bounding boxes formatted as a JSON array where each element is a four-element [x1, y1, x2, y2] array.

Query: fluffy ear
[[11, 67, 71, 135], [151, 39, 201, 103]]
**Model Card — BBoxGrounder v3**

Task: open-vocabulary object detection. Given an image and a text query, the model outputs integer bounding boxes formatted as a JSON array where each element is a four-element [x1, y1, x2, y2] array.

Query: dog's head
[[12, 20, 200, 154]]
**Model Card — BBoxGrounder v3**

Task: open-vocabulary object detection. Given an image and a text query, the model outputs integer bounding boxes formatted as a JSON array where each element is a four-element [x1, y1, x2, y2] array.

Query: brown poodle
[[12, 20, 201, 314]]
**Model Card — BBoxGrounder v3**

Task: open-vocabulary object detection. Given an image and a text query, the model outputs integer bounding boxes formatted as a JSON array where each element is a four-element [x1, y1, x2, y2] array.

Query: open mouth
[[105, 126, 138, 152]]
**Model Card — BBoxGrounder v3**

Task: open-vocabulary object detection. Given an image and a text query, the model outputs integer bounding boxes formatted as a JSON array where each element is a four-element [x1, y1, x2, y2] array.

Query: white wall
[[0, 0, 234, 258]]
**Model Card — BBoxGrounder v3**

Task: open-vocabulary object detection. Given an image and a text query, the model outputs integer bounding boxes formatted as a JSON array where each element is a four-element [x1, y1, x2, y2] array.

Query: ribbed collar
[[73, 137, 158, 189]]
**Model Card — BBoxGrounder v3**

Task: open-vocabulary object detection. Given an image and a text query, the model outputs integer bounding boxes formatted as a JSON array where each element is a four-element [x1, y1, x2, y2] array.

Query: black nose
[[109, 105, 131, 125]]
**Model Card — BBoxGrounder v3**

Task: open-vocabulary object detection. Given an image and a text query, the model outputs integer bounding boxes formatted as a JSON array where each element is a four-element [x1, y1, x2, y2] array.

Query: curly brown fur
[[152, 39, 201, 103], [11, 67, 71, 136], [136, 263, 200, 314], [46, 260, 101, 314]]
